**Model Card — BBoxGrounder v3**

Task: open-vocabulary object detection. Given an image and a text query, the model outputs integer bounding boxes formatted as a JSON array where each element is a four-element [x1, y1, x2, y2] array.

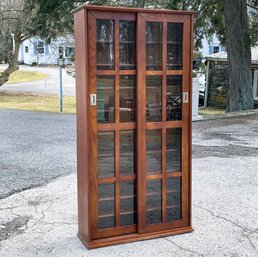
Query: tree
[[1, 0, 257, 112], [166, 0, 257, 111], [0, 0, 84, 87], [224, 0, 253, 111]]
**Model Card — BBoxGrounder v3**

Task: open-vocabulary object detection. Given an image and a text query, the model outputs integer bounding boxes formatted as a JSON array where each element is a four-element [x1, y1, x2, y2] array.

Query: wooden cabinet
[[73, 5, 194, 249]]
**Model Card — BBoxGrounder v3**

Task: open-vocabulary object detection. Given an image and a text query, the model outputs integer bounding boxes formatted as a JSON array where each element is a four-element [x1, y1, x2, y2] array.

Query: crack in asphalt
[[195, 205, 258, 252], [163, 237, 205, 256]]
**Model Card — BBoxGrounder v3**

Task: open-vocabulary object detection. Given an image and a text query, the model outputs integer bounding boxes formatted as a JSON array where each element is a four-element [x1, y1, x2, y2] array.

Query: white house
[[200, 35, 225, 57], [18, 36, 74, 65], [17, 33, 222, 66]]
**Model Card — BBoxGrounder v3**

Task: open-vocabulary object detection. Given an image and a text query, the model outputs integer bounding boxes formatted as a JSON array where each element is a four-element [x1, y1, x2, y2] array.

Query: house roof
[[205, 45, 258, 64]]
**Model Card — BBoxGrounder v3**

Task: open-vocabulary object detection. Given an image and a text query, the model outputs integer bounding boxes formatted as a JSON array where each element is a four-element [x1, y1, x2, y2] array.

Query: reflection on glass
[[120, 131, 135, 176], [98, 183, 115, 229], [97, 19, 114, 70], [146, 76, 162, 122], [120, 76, 136, 122], [120, 21, 136, 70], [167, 76, 182, 121], [146, 22, 162, 70], [98, 132, 114, 178], [167, 23, 183, 70], [166, 129, 181, 172], [120, 181, 136, 226], [166, 177, 181, 221], [146, 130, 161, 174], [97, 76, 115, 123], [146, 179, 162, 224]]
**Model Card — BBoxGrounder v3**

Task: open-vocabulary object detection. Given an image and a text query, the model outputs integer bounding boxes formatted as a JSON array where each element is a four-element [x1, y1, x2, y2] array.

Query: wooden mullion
[[115, 129, 120, 227], [115, 20, 120, 124], [115, 20, 120, 228], [162, 128, 166, 223], [162, 23, 167, 122], [137, 13, 147, 232], [166, 171, 182, 178], [119, 70, 136, 75], [161, 22, 167, 224]]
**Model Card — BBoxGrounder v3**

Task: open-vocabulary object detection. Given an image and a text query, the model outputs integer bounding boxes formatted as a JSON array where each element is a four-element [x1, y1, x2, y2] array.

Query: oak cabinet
[[73, 5, 194, 249]]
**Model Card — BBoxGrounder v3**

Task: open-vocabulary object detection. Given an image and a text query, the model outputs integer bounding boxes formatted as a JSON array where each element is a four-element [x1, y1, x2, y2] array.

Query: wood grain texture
[[137, 12, 147, 233], [74, 7, 194, 248], [72, 4, 196, 15], [74, 8, 90, 245]]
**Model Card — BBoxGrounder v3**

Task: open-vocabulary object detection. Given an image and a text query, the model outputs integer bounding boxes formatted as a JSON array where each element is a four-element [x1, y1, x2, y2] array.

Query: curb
[[194, 109, 258, 122]]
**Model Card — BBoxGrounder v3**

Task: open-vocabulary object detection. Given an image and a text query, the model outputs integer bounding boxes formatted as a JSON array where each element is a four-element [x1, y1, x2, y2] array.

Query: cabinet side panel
[[188, 14, 194, 227], [74, 9, 90, 244]]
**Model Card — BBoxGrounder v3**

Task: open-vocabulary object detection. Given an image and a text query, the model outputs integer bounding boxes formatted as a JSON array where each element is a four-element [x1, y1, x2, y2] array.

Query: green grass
[[0, 91, 76, 114], [0, 69, 48, 83], [199, 106, 225, 116]]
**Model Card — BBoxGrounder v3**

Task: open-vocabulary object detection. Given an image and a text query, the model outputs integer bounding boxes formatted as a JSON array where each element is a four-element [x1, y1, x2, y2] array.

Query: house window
[[253, 70, 258, 99], [25, 46, 29, 53], [213, 46, 220, 54], [37, 41, 44, 54], [59, 46, 64, 58], [65, 47, 74, 58]]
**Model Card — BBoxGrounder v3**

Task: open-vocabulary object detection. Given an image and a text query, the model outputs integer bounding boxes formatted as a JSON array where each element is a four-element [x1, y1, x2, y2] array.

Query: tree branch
[[247, 3, 258, 11]]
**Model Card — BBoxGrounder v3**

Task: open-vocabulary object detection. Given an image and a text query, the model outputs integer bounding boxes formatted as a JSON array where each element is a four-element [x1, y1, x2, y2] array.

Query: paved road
[[0, 64, 75, 96], [0, 109, 258, 256], [0, 109, 76, 199], [1, 108, 257, 201]]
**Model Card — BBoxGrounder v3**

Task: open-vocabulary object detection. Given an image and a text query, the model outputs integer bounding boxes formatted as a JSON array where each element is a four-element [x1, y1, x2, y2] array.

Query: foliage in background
[[1, 0, 258, 111]]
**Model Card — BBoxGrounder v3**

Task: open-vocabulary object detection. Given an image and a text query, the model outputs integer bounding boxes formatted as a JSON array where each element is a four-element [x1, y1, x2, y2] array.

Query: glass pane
[[166, 129, 181, 172], [166, 177, 182, 221], [120, 181, 136, 226], [167, 23, 183, 70], [146, 179, 162, 224], [120, 21, 136, 70], [120, 131, 135, 176], [146, 130, 161, 174], [146, 76, 162, 122], [146, 22, 162, 70], [98, 132, 114, 178], [167, 76, 182, 121], [98, 183, 115, 229], [97, 19, 114, 70], [97, 76, 115, 123], [120, 76, 136, 122]]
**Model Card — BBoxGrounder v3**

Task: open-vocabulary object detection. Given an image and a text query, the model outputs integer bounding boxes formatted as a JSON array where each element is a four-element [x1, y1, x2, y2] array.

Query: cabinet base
[[78, 226, 193, 249]]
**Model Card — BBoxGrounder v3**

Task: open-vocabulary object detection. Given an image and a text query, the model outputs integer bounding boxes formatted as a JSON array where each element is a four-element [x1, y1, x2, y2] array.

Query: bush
[[31, 62, 38, 66]]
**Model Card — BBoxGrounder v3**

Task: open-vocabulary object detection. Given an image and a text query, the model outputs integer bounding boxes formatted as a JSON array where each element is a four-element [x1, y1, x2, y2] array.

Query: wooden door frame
[[88, 10, 138, 240], [136, 12, 192, 234]]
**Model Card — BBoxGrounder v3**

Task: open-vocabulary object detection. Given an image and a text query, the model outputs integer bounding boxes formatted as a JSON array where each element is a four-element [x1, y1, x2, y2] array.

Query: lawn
[[0, 69, 48, 83], [0, 91, 76, 114], [199, 106, 225, 116]]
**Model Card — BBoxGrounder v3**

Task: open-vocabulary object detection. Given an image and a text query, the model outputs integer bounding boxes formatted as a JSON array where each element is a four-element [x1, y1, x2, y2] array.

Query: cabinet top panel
[[72, 5, 196, 16]]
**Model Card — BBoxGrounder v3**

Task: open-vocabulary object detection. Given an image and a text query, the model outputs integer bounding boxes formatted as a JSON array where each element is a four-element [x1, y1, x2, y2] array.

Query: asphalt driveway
[[0, 109, 257, 256], [0, 109, 76, 199], [0, 64, 75, 96]]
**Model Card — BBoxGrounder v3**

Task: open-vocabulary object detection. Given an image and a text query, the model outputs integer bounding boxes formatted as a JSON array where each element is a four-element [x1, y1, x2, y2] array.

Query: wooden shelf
[[99, 194, 135, 202], [97, 40, 114, 43], [120, 41, 135, 43], [167, 41, 181, 44], [146, 42, 162, 44], [99, 210, 135, 219]]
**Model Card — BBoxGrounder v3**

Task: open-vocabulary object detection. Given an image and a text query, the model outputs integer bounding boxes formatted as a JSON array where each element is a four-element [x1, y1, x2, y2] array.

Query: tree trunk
[[224, 0, 253, 112], [0, 36, 21, 87]]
